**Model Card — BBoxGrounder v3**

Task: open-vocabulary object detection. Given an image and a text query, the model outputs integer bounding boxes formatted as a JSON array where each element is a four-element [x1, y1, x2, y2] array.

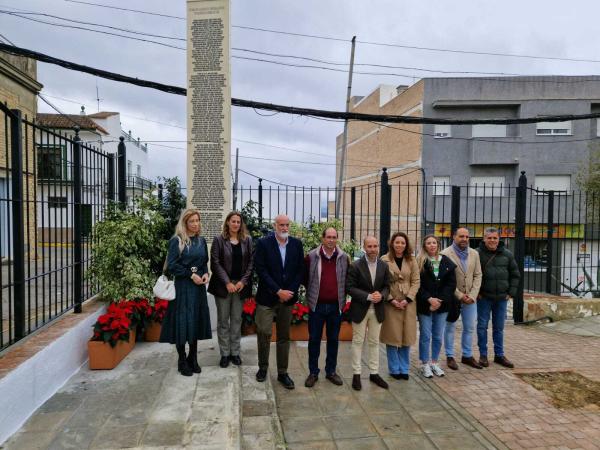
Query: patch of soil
[[517, 371, 600, 410]]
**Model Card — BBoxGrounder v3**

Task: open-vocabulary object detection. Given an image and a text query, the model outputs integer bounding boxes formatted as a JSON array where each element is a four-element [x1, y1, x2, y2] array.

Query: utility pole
[[335, 36, 356, 219], [232, 147, 239, 210]]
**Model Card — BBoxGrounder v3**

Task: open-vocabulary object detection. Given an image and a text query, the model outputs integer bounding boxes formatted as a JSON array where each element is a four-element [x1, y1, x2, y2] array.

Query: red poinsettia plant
[[341, 299, 352, 323], [129, 298, 153, 329], [242, 297, 257, 325], [151, 299, 169, 324], [91, 301, 135, 347], [291, 301, 310, 325]]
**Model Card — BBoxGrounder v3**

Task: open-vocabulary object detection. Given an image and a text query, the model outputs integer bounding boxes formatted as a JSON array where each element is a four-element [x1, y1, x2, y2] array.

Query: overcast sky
[[2, 0, 600, 189]]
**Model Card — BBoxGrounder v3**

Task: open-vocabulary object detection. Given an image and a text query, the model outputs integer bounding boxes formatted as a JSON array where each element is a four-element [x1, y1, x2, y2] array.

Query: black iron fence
[[0, 103, 150, 351], [238, 168, 600, 323]]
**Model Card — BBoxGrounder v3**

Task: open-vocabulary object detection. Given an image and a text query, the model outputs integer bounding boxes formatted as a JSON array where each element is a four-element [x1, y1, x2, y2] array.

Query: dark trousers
[[308, 303, 342, 376], [255, 302, 292, 374]]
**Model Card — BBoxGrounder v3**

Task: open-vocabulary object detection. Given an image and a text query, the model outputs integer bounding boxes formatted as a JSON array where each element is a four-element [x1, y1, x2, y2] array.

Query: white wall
[[91, 114, 150, 180], [0, 305, 105, 446]]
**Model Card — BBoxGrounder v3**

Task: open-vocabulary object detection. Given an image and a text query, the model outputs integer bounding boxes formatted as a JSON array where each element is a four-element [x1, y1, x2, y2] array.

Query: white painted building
[[35, 108, 153, 242], [87, 111, 152, 200]]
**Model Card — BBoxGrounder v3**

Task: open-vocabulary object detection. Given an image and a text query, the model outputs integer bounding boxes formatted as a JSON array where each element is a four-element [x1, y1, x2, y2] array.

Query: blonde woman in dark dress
[[159, 208, 212, 376]]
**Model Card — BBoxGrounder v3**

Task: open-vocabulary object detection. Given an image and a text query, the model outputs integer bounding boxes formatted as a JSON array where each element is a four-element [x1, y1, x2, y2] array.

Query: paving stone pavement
[[274, 340, 504, 450], [1, 337, 284, 450], [6, 315, 598, 449], [432, 317, 600, 450]]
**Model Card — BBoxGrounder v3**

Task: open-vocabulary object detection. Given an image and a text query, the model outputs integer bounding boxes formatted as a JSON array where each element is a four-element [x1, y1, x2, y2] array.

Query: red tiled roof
[[35, 113, 109, 135], [87, 111, 119, 119]]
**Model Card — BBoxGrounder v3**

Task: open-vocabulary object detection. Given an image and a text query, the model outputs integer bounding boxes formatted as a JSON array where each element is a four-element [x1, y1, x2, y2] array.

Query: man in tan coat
[[440, 227, 482, 370]]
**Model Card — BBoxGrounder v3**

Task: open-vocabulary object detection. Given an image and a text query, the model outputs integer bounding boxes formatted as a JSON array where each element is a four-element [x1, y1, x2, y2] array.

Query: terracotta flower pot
[[143, 321, 162, 342], [338, 321, 353, 341], [241, 323, 257, 336], [88, 330, 136, 370], [271, 322, 310, 341]]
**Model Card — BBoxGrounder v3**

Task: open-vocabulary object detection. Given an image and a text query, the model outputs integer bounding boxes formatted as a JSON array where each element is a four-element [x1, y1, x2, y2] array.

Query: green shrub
[[88, 198, 167, 302]]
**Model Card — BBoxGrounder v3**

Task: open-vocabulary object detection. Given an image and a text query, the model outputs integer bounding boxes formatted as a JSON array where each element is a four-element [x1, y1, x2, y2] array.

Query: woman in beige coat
[[380, 232, 420, 380]]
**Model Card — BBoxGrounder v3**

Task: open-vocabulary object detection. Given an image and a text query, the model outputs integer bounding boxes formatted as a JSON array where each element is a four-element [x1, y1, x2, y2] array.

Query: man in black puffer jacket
[[476, 227, 520, 369]]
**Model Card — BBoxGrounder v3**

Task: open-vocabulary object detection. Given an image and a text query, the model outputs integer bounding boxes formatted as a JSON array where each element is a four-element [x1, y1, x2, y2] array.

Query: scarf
[[452, 242, 469, 272]]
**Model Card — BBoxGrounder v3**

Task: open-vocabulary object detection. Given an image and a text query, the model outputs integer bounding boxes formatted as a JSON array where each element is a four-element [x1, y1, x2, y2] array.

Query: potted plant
[[88, 301, 136, 369], [271, 300, 310, 342], [339, 299, 353, 341], [241, 297, 257, 335], [143, 299, 169, 342]]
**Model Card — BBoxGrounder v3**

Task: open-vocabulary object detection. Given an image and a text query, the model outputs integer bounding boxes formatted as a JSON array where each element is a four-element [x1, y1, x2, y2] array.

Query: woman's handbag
[[153, 257, 175, 301]]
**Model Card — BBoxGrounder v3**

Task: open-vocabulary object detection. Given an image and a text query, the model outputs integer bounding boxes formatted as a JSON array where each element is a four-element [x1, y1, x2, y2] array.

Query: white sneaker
[[430, 363, 445, 377], [421, 363, 433, 378]]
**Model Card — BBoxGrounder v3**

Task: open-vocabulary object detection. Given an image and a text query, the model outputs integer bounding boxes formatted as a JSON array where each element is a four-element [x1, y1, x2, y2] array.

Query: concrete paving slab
[[383, 434, 437, 449], [139, 422, 185, 447], [46, 427, 98, 450], [368, 412, 422, 435], [335, 436, 388, 449], [323, 414, 378, 440], [89, 424, 146, 449], [285, 440, 336, 450], [280, 416, 332, 443]]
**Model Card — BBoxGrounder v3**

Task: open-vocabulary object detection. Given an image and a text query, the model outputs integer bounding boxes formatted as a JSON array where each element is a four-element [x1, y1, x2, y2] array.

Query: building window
[[536, 121, 572, 135], [469, 176, 505, 197], [472, 124, 507, 138], [534, 175, 570, 194], [127, 160, 132, 177], [136, 164, 141, 177], [432, 176, 451, 196], [38, 146, 66, 180], [48, 196, 68, 208], [434, 124, 451, 138]]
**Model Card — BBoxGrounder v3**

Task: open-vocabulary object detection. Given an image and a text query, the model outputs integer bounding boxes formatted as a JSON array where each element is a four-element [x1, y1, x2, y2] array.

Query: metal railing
[[238, 169, 600, 323], [0, 103, 150, 351]]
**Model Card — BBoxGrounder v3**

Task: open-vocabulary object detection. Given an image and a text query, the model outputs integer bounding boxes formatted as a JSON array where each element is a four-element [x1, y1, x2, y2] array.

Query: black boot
[[187, 341, 201, 374], [176, 344, 193, 376]]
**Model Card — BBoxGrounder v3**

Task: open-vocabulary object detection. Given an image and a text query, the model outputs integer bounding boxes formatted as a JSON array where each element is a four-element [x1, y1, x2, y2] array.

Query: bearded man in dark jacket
[[476, 227, 520, 369]]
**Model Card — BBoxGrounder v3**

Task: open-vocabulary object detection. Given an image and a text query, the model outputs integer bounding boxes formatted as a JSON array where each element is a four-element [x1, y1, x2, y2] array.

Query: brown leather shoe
[[304, 373, 318, 388], [461, 356, 483, 369], [447, 357, 459, 370], [494, 356, 514, 368], [369, 374, 389, 389], [326, 373, 343, 386], [479, 356, 489, 367], [352, 374, 362, 391]]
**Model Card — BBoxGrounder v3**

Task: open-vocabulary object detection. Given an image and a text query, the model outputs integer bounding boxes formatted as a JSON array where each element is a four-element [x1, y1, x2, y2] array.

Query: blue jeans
[[444, 302, 477, 358], [308, 303, 342, 376], [386, 345, 410, 375], [477, 297, 508, 357], [418, 312, 448, 363]]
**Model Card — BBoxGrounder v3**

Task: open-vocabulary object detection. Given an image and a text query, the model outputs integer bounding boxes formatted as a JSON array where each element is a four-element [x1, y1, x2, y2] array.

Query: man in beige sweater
[[440, 227, 482, 370]]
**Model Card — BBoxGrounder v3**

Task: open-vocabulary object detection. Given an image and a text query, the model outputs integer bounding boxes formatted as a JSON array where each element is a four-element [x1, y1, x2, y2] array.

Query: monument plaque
[[187, 0, 231, 239]]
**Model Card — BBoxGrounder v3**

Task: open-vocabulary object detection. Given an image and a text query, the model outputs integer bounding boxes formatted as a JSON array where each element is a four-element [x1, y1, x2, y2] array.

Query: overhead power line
[[0, 10, 185, 50], [0, 9, 185, 41], [5, 9, 600, 83], [62, 0, 600, 65], [63, 0, 185, 20], [5, 43, 600, 126]]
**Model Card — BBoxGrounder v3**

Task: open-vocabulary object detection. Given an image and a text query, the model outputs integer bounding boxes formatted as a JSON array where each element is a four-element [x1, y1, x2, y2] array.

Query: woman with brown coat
[[208, 211, 253, 368], [380, 232, 420, 380]]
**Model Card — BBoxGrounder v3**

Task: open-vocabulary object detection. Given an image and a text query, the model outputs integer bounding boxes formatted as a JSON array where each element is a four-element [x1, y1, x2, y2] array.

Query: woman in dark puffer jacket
[[416, 235, 456, 378]]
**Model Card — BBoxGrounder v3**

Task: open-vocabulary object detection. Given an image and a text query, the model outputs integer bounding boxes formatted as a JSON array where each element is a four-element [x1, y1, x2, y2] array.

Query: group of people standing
[[159, 208, 520, 391]]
